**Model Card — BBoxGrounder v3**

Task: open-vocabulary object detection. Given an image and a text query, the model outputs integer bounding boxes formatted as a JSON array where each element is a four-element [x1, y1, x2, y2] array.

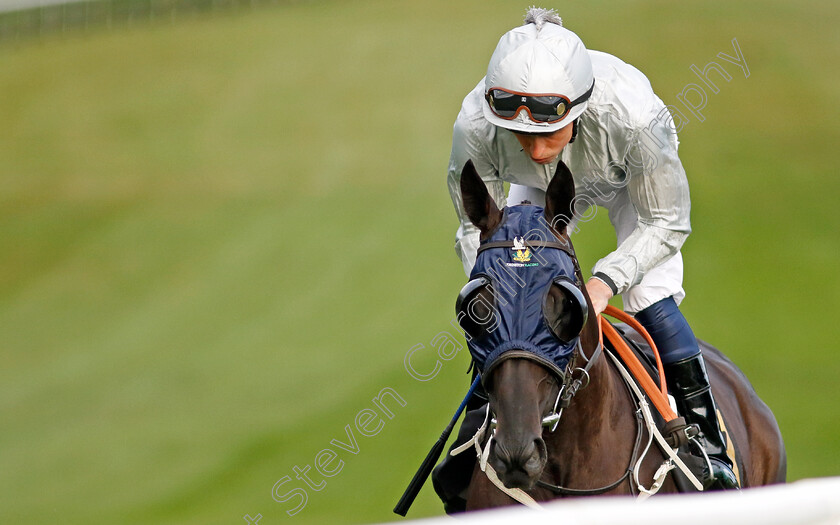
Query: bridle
[[487, 338, 598, 432]]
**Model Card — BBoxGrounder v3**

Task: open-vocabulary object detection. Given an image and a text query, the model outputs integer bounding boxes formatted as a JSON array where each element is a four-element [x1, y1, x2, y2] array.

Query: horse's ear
[[460, 160, 503, 236], [544, 160, 576, 235]]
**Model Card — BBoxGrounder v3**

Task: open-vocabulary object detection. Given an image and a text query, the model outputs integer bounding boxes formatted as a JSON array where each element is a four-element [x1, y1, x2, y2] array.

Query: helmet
[[482, 9, 594, 133]]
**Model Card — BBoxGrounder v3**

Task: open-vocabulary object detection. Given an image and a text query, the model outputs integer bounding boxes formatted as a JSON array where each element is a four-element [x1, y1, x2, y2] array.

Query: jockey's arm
[[590, 108, 692, 298], [448, 114, 506, 276]]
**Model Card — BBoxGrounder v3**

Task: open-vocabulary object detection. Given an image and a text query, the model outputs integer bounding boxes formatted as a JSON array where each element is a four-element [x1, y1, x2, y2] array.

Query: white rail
[[0, 0, 88, 14], [386, 477, 840, 525]]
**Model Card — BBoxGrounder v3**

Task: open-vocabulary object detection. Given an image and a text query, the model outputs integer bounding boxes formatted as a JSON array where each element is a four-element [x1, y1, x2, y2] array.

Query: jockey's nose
[[528, 137, 558, 164], [531, 137, 549, 157]]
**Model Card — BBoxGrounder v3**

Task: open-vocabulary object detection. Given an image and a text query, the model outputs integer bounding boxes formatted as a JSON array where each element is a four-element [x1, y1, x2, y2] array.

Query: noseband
[[488, 332, 603, 432]]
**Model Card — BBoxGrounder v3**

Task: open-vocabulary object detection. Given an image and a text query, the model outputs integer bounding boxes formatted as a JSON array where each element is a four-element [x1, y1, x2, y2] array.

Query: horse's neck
[[548, 350, 636, 467]]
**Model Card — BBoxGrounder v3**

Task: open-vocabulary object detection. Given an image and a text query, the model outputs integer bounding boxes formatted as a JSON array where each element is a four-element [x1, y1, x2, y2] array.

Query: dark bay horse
[[455, 159, 785, 510]]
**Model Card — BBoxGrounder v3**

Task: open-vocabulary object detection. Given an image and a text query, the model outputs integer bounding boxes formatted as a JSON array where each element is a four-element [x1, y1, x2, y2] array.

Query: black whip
[[393, 375, 481, 516]]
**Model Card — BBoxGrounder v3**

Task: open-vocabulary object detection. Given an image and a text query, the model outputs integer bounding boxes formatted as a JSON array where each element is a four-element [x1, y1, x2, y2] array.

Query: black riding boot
[[665, 354, 740, 490], [636, 297, 738, 490]]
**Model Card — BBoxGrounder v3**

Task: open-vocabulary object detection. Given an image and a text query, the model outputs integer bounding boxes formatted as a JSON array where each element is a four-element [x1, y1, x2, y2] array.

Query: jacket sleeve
[[591, 106, 692, 295], [448, 113, 507, 276]]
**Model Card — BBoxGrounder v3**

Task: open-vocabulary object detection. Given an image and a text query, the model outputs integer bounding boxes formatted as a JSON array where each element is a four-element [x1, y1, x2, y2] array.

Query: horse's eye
[[544, 277, 588, 343], [455, 276, 498, 339]]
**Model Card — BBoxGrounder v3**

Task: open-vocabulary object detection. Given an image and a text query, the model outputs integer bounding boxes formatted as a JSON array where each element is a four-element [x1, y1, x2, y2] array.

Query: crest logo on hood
[[511, 236, 535, 265]]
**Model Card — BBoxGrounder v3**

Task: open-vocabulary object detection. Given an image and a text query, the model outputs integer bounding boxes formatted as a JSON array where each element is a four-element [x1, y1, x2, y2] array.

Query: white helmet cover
[[482, 9, 594, 133]]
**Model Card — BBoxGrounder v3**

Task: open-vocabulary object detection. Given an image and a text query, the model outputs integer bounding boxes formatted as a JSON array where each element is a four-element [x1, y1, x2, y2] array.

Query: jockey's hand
[[585, 278, 613, 317]]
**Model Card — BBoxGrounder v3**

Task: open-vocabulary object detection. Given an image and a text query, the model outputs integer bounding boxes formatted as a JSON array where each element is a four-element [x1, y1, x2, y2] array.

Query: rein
[[536, 405, 644, 496], [600, 305, 677, 422]]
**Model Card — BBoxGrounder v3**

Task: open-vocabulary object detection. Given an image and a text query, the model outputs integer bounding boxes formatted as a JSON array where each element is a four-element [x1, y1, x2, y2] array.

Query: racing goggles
[[484, 80, 595, 124]]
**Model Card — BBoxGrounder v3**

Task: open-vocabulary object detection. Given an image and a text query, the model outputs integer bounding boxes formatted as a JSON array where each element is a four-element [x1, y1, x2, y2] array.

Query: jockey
[[436, 7, 738, 510]]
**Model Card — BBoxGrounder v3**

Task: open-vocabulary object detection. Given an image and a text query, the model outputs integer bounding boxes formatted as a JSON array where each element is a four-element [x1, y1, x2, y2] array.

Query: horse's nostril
[[490, 438, 548, 486], [521, 439, 537, 461], [524, 438, 547, 472], [492, 440, 512, 468], [491, 436, 547, 490], [536, 437, 547, 460]]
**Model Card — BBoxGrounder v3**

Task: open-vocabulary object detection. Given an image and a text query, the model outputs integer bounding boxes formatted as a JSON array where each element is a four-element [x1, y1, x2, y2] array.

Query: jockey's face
[[513, 122, 574, 165]]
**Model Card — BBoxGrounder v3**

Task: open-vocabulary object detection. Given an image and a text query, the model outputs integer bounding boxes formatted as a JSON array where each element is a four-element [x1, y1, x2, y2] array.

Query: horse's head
[[456, 159, 594, 490]]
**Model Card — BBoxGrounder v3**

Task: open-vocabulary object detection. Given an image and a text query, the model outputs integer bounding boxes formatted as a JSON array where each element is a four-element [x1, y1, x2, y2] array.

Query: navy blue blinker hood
[[458, 205, 586, 379]]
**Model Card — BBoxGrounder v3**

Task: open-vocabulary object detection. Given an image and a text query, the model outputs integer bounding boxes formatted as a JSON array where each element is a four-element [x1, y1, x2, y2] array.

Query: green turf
[[1, 0, 838, 523]]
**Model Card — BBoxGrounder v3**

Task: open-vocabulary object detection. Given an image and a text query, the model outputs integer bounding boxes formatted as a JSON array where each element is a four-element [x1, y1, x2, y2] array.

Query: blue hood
[[466, 205, 582, 377]]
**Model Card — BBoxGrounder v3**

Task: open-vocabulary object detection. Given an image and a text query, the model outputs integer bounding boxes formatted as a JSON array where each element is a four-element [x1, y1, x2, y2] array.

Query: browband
[[476, 240, 575, 258]]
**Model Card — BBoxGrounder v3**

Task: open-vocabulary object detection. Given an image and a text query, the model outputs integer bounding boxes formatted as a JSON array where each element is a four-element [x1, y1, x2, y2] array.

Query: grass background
[[1, 0, 838, 523]]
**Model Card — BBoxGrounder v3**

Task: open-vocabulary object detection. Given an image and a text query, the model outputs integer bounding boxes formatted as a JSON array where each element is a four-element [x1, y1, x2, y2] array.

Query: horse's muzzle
[[490, 436, 548, 490]]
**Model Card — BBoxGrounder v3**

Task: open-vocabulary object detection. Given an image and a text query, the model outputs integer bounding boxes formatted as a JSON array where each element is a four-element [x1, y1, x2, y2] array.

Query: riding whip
[[393, 375, 481, 516]]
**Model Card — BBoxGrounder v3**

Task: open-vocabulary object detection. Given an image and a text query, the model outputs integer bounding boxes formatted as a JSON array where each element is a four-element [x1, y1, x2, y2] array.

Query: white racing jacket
[[448, 50, 691, 296]]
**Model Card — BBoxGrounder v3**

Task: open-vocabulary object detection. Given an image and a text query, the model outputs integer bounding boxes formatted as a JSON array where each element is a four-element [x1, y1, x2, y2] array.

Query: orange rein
[[598, 305, 677, 422]]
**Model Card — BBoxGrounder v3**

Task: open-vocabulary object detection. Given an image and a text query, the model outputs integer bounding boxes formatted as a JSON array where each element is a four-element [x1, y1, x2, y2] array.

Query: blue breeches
[[634, 296, 700, 364]]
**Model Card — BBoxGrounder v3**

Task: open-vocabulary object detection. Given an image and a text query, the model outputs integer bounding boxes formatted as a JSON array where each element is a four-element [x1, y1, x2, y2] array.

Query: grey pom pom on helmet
[[523, 6, 563, 28]]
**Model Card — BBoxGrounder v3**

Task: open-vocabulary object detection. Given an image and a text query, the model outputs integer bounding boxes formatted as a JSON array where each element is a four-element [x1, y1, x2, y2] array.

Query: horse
[[452, 158, 786, 511]]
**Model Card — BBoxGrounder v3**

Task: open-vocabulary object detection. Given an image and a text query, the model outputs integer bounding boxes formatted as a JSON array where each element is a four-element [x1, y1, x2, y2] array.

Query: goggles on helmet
[[484, 80, 594, 124]]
